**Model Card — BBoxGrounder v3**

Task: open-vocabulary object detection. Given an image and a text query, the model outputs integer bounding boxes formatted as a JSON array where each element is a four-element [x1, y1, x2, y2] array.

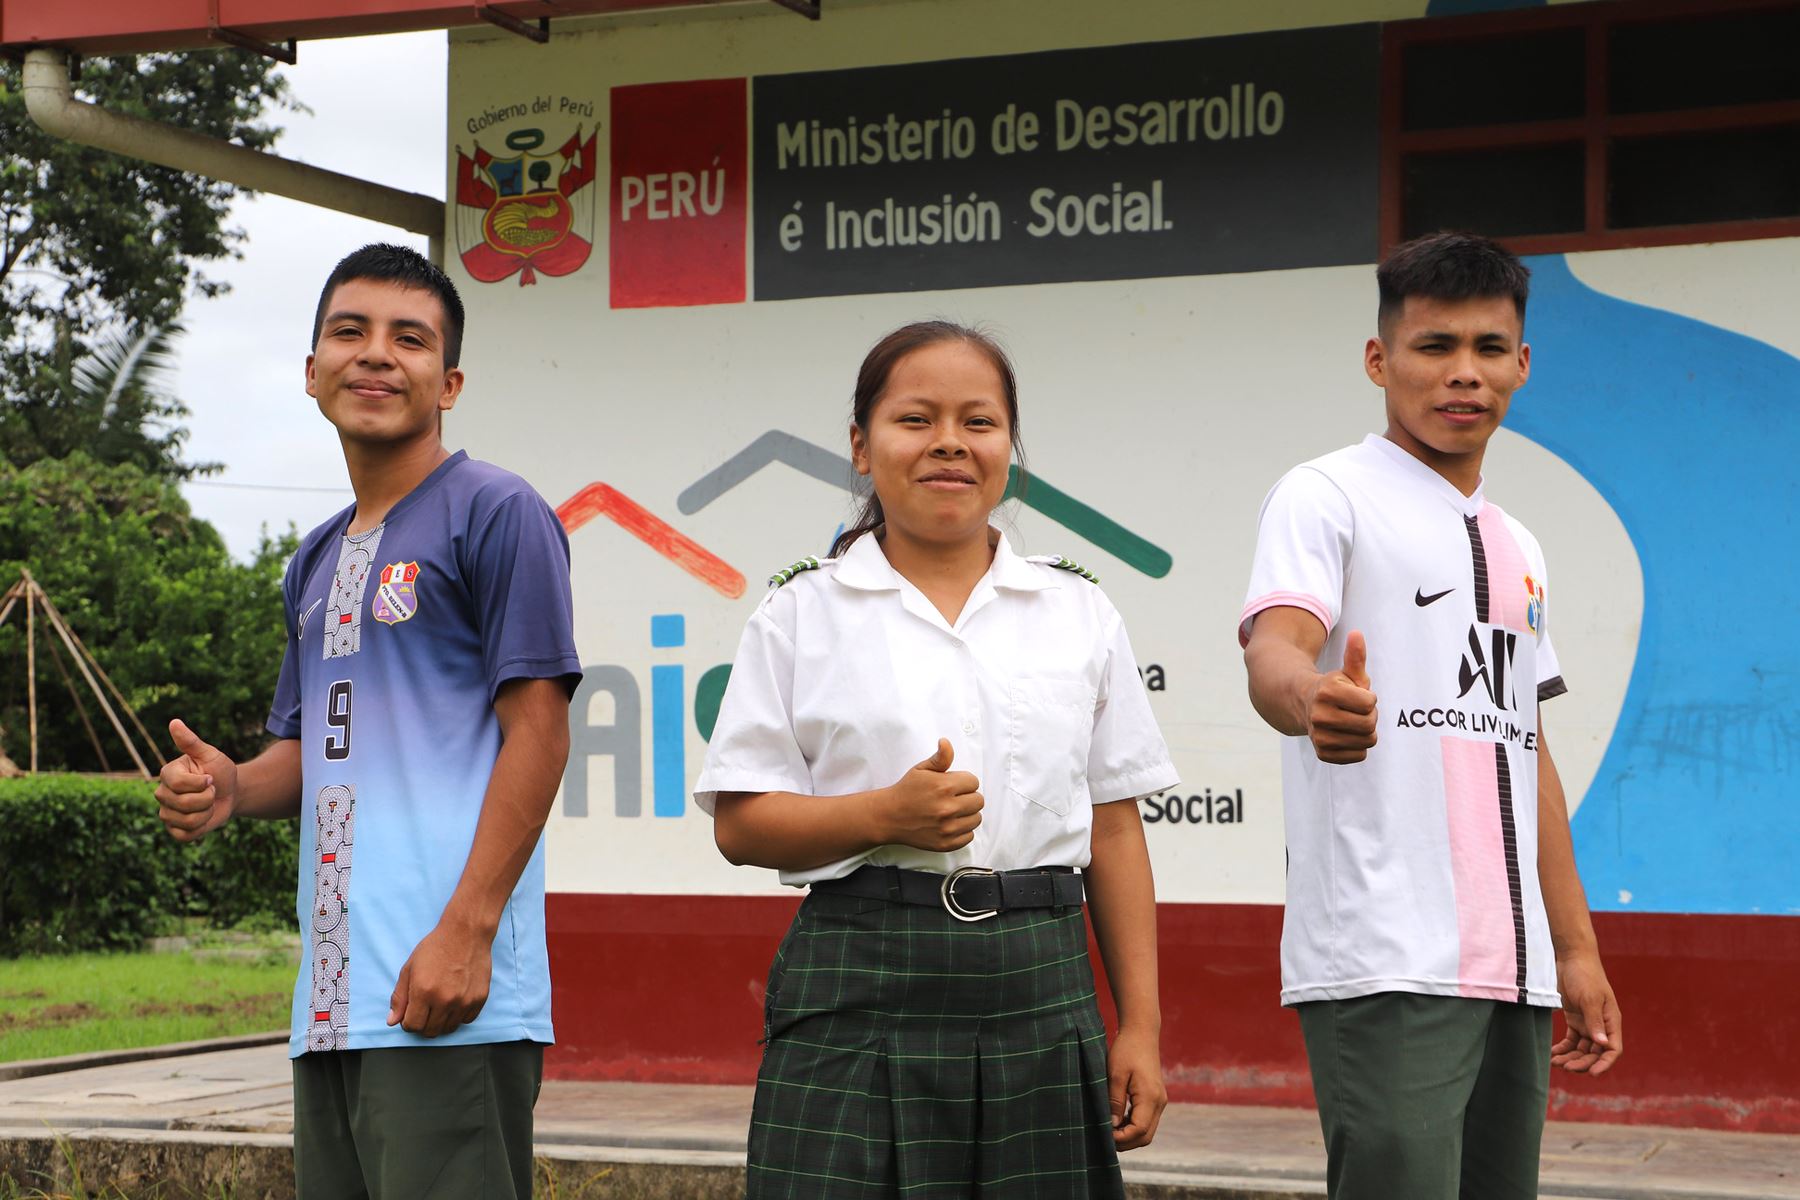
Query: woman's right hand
[[873, 738, 984, 852]]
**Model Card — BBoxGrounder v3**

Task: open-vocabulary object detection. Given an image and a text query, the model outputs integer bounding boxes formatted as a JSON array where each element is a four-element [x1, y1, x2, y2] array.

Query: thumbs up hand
[[874, 738, 986, 852], [156, 719, 241, 843], [1341, 630, 1370, 690], [1306, 631, 1379, 764]]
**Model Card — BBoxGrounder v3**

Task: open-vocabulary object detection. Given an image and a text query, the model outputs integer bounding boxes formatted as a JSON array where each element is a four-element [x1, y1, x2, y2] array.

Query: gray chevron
[[678, 430, 867, 514]]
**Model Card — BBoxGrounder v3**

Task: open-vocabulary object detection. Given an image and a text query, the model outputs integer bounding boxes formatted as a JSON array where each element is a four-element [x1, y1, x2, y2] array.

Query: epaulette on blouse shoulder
[[768, 555, 835, 588], [1028, 554, 1100, 584]]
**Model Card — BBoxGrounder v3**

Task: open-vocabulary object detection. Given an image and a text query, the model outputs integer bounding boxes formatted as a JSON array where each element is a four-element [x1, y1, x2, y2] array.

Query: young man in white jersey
[[1239, 232, 1622, 1199]]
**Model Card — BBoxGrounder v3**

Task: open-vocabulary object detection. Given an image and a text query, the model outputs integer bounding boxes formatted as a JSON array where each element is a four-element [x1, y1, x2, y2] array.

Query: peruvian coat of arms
[[455, 125, 597, 286]]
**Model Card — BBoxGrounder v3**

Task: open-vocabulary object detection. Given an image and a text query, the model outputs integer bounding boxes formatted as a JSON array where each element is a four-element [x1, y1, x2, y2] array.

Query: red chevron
[[556, 483, 746, 599]]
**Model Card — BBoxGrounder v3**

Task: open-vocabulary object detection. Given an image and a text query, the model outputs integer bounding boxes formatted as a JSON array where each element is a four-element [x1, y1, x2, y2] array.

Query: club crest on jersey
[[373, 562, 421, 625], [1524, 573, 1545, 633]]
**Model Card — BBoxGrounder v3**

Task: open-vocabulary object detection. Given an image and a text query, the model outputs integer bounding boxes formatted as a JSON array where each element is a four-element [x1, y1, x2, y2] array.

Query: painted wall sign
[[610, 77, 748, 308], [449, 0, 1800, 1127], [454, 108, 598, 286], [751, 24, 1380, 300]]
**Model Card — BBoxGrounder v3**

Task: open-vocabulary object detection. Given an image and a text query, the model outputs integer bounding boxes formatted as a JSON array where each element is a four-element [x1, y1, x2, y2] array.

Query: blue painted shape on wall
[[1510, 254, 1800, 914], [652, 664, 686, 817], [650, 613, 686, 648]]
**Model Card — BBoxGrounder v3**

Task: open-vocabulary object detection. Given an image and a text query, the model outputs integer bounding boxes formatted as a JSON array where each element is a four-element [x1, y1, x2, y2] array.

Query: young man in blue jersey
[[155, 243, 581, 1199]]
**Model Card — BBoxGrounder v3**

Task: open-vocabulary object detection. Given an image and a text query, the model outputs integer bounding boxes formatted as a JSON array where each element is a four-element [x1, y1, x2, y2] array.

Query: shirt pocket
[[1007, 678, 1097, 818]]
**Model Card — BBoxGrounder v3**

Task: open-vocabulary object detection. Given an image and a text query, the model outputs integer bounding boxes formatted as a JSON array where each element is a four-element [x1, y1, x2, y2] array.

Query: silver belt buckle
[[941, 865, 1000, 922]]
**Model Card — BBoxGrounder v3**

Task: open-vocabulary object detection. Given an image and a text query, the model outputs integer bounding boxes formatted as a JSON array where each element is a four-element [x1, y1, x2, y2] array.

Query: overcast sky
[[174, 31, 446, 558]]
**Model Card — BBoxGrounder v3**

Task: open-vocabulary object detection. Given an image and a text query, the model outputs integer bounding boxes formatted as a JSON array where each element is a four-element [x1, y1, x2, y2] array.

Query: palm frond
[[69, 319, 186, 426]]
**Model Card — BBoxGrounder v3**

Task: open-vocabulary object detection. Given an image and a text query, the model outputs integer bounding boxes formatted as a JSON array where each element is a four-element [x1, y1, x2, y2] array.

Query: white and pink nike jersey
[[1241, 434, 1566, 1009]]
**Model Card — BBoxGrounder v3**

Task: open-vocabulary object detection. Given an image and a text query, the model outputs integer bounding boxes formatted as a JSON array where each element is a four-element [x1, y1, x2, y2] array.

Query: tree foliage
[[0, 50, 296, 478], [0, 454, 294, 772], [0, 50, 305, 775], [0, 774, 299, 955], [5, 318, 221, 479]]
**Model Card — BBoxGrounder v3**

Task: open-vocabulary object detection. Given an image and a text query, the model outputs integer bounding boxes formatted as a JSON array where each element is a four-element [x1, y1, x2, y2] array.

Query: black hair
[[1377, 231, 1531, 332], [311, 243, 466, 369], [828, 321, 1026, 559]]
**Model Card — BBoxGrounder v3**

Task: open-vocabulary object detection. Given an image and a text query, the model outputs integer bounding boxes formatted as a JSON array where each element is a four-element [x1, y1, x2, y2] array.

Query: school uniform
[[696, 530, 1177, 1199]]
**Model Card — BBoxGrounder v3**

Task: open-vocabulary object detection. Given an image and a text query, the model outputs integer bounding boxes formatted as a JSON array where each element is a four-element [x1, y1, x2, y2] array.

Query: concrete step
[[7, 1131, 1792, 1200], [1, 1042, 1795, 1199]]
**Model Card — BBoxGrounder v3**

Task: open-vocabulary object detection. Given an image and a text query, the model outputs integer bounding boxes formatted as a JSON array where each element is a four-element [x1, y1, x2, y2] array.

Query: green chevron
[[1003, 467, 1173, 579]]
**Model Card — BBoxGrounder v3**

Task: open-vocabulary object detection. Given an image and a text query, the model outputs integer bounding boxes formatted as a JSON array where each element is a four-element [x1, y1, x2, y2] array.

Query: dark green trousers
[[291, 1041, 543, 1200], [1297, 993, 1552, 1200]]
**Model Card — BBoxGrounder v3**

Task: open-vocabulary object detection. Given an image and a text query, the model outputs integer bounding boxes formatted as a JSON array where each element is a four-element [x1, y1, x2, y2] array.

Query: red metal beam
[[1, 0, 718, 54]]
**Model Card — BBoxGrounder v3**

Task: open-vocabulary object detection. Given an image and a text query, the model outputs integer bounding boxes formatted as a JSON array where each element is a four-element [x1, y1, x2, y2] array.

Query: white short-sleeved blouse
[[695, 530, 1179, 887]]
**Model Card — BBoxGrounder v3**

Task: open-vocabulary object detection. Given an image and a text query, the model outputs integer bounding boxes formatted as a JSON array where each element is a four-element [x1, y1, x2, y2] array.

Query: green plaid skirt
[[747, 888, 1123, 1199]]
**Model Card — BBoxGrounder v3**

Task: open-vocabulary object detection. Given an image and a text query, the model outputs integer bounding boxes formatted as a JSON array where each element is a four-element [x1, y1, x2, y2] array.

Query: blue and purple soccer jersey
[[268, 451, 581, 1056]]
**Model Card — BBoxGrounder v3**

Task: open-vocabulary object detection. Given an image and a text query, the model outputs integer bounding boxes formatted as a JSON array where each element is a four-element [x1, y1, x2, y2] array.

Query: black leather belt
[[811, 864, 1084, 922]]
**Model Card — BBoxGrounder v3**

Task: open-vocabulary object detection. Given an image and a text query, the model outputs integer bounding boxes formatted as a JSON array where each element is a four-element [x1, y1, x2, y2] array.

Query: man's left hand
[[1552, 951, 1623, 1076], [387, 918, 493, 1038]]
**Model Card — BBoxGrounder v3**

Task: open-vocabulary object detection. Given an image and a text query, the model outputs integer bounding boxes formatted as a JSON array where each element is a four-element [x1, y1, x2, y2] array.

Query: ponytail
[[830, 492, 884, 559]]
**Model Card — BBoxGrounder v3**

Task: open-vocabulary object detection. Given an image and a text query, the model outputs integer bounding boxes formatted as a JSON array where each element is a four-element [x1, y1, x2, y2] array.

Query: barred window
[[1382, 1, 1800, 254]]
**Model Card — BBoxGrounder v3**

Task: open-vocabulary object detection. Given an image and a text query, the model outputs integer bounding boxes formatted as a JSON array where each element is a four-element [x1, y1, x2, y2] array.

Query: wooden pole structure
[[34, 592, 152, 779], [43, 632, 112, 773], [33, 584, 163, 766], [0, 581, 20, 776], [25, 570, 37, 774], [0, 569, 159, 778], [0, 570, 156, 779]]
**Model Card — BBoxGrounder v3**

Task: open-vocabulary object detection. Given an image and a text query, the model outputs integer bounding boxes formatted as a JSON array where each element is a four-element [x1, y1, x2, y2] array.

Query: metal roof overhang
[[0, 1, 758, 56], [3, 0, 808, 265]]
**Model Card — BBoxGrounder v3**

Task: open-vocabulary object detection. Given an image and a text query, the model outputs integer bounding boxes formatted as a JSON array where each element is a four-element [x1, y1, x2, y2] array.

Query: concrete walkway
[[0, 1042, 1795, 1198]]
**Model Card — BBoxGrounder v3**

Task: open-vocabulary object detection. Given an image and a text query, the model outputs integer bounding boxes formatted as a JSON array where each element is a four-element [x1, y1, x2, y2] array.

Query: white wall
[[443, 0, 1670, 902]]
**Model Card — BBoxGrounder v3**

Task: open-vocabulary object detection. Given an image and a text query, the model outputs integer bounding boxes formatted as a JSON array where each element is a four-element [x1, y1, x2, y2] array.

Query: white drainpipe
[[22, 48, 446, 264]]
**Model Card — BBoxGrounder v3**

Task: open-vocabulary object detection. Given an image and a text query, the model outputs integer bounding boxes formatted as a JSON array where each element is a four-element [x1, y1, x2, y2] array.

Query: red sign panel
[[610, 78, 748, 309]]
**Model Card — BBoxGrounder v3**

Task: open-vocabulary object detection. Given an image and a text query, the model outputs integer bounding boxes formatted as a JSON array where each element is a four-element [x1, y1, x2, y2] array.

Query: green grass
[[0, 942, 294, 1063], [0, 1161, 243, 1199]]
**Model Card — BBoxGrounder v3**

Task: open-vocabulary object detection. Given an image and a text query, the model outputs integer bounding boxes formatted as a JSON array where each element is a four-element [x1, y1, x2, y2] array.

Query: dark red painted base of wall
[[545, 895, 1800, 1132]]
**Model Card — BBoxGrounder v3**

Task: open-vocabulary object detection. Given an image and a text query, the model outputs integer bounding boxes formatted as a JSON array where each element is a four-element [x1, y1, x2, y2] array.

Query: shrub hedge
[[0, 774, 298, 956]]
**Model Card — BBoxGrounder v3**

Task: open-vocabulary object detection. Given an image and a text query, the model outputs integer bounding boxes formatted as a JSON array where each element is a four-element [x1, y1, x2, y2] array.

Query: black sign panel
[[751, 24, 1380, 300]]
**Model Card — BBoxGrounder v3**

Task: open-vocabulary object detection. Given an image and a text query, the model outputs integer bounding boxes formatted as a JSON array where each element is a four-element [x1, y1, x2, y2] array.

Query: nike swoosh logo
[[1415, 587, 1455, 607], [297, 598, 323, 639]]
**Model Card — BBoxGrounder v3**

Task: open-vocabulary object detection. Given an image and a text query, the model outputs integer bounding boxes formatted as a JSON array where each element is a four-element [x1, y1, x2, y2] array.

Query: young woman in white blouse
[[695, 321, 1178, 1199]]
